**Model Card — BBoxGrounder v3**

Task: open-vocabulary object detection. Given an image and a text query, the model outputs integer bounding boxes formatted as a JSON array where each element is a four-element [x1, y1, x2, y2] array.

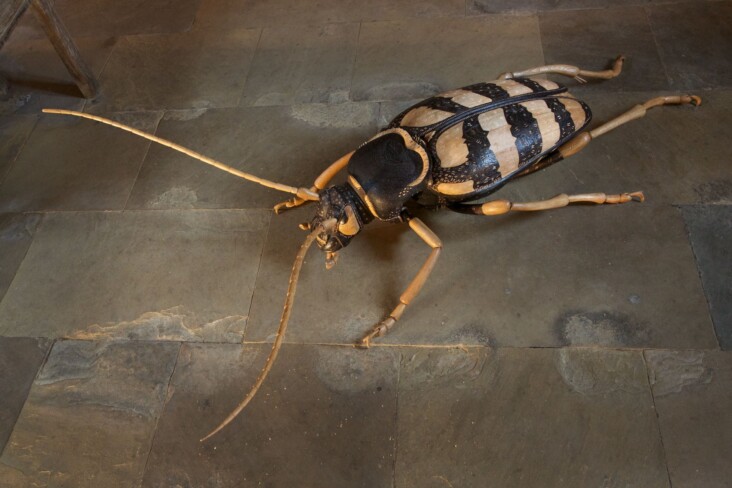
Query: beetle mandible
[[44, 55, 701, 440]]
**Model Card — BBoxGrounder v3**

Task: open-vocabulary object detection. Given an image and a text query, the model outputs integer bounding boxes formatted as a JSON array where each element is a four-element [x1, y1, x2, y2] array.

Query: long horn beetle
[[44, 55, 701, 440]]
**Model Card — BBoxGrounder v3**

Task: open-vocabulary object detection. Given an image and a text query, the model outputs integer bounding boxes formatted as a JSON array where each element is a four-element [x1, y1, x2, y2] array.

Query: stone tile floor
[[0, 0, 730, 486]]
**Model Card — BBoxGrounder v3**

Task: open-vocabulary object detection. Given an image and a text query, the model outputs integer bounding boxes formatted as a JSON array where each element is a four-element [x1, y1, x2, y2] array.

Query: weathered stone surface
[[396, 347, 669, 487], [246, 205, 716, 349], [141, 343, 399, 487], [194, 0, 464, 30], [239, 23, 359, 107], [0, 36, 113, 115], [0, 115, 36, 183], [645, 350, 732, 488], [682, 206, 732, 349], [0, 111, 161, 212], [647, 1, 732, 90], [0, 210, 269, 341], [495, 90, 732, 206], [0, 337, 50, 452], [0, 340, 179, 487], [351, 16, 544, 101], [125, 103, 378, 210], [0, 213, 41, 301], [539, 6, 669, 92], [86, 28, 260, 112]]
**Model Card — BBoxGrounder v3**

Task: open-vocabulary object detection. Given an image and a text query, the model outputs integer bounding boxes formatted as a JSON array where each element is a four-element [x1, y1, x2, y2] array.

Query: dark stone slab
[[396, 347, 669, 487], [0, 340, 179, 487], [469, 0, 647, 14], [0, 210, 270, 341], [125, 104, 378, 210], [0, 111, 162, 212], [495, 90, 732, 206], [645, 350, 732, 487], [682, 206, 732, 349], [0, 115, 36, 183], [351, 16, 544, 101], [194, 0, 464, 30], [239, 22, 359, 107], [246, 205, 716, 349], [0, 35, 114, 115], [0, 337, 50, 453], [0, 213, 41, 302], [141, 343, 399, 487], [648, 1, 732, 90], [539, 6, 669, 92], [86, 28, 260, 112], [11, 0, 203, 40]]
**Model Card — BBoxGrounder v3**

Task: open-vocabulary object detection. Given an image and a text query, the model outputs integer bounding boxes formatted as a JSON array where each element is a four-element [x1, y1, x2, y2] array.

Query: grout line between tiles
[[642, 350, 675, 488], [242, 212, 274, 342], [122, 111, 165, 211], [0, 114, 41, 190], [643, 5, 674, 91], [346, 22, 363, 103], [234, 27, 264, 108]]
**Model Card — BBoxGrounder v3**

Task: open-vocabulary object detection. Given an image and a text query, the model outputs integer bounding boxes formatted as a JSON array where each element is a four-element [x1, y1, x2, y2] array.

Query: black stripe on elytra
[[513, 78, 576, 141], [478, 83, 543, 166], [389, 97, 465, 128]]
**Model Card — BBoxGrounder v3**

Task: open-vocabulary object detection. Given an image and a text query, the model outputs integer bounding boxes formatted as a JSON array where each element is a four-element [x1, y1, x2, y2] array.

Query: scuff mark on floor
[[645, 350, 713, 397], [289, 102, 377, 128], [556, 349, 645, 397], [556, 310, 651, 347], [68, 306, 246, 343], [148, 186, 198, 209]]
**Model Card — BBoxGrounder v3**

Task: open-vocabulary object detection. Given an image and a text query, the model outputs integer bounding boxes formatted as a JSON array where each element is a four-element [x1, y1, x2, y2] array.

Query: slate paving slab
[[86, 28, 260, 112], [10, 0, 203, 40], [350, 16, 544, 102], [0, 213, 41, 302], [645, 350, 732, 488], [0, 35, 114, 115], [239, 22, 359, 107], [141, 343, 399, 487], [0, 209, 270, 341], [682, 206, 732, 349], [0, 337, 50, 453], [0, 340, 179, 487], [246, 205, 716, 349], [0, 111, 161, 212], [468, 0, 646, 14], [194, 0, 465, 30], [647, 1, 732, 90], [396, 347, 669, 487], [125, 103, 379, 210], [539, 6, 669, 92], [493, 90, 732, 206], [0, 115, 36, 187]]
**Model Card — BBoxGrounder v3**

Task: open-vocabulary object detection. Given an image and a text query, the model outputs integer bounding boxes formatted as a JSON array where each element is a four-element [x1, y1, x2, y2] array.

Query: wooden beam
[[30, 0, 99, 99]]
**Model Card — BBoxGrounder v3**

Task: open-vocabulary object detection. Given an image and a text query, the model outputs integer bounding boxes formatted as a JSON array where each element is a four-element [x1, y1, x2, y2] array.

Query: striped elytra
[[389, 77, 591, 201]]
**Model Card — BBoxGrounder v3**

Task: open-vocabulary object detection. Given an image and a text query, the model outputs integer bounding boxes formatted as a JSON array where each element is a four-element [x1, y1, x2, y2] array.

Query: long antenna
[[200, 220, 333, 442], [42, 109, 319, 201]]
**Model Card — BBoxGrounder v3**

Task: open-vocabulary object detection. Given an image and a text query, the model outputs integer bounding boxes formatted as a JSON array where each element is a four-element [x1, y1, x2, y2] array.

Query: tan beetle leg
[[274, 151, 355, 214], [476, 191, 645, 216], [358, 218, 442, 348], [497, 55, 625, 83]]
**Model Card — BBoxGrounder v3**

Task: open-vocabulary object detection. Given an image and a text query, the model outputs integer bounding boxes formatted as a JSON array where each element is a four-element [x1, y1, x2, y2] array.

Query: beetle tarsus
[[358, 317, 396, 348]]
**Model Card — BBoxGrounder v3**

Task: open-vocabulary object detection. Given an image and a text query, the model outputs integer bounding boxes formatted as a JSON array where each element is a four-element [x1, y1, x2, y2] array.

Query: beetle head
[[306, 184, 371, 268]]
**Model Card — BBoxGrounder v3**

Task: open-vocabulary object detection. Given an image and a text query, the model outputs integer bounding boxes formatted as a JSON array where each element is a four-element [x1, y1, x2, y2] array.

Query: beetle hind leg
[[448, 191, 645, 216], [497, 55, 625, 83]]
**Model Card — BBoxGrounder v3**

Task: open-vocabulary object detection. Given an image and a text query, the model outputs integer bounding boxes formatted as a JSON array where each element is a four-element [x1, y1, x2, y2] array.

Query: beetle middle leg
[[273, 150, 354, 214], [448, 191, 644, 216], [358, 217, 442, 348], [497, 55, 625, 83]]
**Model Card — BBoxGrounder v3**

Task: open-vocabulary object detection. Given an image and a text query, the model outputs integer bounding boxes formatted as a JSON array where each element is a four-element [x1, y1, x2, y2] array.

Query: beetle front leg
[[358, 218, 442, 348], [273, 151, 354, 214], [497, 55, 624, 83]]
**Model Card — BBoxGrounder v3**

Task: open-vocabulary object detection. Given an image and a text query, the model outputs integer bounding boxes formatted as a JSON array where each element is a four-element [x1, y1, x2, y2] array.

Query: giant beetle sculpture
[[44, 55, 701, 440]]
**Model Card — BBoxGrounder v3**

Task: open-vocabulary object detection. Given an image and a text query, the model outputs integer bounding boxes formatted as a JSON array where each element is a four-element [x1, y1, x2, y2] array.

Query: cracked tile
[[141, 343, 398, 487], [396, 348, 668, 487], [0, 115, 36, 183], [646, 350, 732, 487], [0, 210, 270, 341], [0, 213, 41, 301], [0, 340, 179, 487]]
